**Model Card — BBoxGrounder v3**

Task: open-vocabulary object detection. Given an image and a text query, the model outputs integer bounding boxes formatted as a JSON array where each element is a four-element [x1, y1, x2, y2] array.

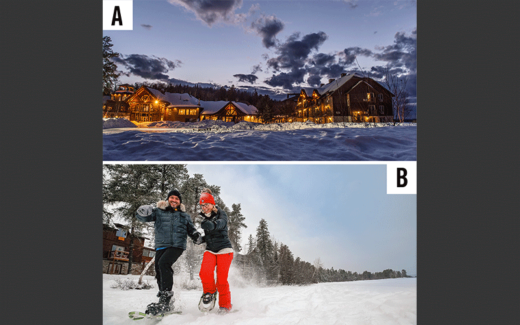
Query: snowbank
[[104, 119, 415, 133], [103, 118, 137, 129], [103, 125, 417, 161]]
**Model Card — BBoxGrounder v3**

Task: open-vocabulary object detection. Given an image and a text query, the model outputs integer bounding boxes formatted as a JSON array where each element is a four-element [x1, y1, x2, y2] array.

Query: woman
[[136, 189, 201, 316], [197, 188, 234, 314]]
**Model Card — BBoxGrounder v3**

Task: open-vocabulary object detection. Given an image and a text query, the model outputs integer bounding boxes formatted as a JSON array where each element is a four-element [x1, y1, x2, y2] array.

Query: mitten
[[201, 219, 216, 231], [137, 205, 153, 217]]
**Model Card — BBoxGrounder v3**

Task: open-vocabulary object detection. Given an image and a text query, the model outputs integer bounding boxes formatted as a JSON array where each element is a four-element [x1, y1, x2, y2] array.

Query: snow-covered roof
[[147, 89, 200, 108], [316, 73, 364, 95], [199, 100, 259, 115], [199, 100, 229, 115], [232, 101, 258, 115]]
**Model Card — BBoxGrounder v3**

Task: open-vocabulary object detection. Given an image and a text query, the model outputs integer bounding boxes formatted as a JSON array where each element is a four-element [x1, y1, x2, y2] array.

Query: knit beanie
[[199, 188, 215, 205], [167, 189, 182, 203]]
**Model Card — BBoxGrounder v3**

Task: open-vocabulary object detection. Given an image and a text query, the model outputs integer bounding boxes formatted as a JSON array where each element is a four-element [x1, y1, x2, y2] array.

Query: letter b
[[397, 168, 408, 187]]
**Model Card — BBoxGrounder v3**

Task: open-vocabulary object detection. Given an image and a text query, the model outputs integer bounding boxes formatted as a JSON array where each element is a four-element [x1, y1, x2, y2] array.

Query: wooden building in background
[[102, 223, 154, 274], [200, 101, 261, 123], [125, 86, 202, 122], [295, 73, 394, 123], [103, 84, 135, 119]]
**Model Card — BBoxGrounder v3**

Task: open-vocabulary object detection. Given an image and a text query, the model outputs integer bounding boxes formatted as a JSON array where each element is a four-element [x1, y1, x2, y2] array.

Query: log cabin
[[200, 100, 261, 123]]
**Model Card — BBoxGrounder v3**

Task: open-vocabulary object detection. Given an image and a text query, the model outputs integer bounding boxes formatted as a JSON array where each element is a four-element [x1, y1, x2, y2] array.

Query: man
[[136, 189, 202, 316]]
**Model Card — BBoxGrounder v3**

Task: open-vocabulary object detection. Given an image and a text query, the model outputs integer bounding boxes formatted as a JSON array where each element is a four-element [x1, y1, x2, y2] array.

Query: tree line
[[103, 164, 410, 284], [242, 218, 410, 286]]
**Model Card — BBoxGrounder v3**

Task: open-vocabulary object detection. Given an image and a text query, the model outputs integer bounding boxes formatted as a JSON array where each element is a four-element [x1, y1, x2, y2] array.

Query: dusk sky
[[104, 0, 416, 102], [186, 164, 417, 276]]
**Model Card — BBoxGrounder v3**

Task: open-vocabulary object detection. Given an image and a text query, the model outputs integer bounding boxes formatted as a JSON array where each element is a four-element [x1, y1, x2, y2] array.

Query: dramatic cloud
[[251, 64, 263, 74], [373, 29, 416, 71], [233, 74, 258, 84], [260, 27, 416, 95], [251, 15, 284, 48], [339, 47, 373, 66], [266, 32, 328, 72], [310, 53, 336, 66], [265, 68, 307, 89], [263, 32, 328, 89], [168, 0, 246, 26], [113, 54, 182, 81], [141, 24, 152, 30]]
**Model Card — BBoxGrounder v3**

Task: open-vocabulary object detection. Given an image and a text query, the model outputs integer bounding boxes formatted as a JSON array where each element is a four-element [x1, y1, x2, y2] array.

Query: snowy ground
[[102, 119, 416, 161], [103, 273, 416, 325]]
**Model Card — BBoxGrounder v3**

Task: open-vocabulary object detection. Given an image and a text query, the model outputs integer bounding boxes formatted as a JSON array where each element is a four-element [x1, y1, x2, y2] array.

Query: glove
[[201, 219, 216, 231], [137, 205, 154, 217], [157, 200, 169, 210]]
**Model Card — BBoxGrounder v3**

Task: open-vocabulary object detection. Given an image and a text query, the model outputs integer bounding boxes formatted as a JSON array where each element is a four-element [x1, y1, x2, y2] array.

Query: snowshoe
[[198, 291, 217, 312]]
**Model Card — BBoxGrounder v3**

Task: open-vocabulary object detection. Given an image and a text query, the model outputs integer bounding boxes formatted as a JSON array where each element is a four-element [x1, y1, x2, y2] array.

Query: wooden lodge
[[200, 100, 261, 123], [102, 223, 155, 275], [295, 73, 394, 124], [122, 86, 202, 123], [103, 84, 135, 119]]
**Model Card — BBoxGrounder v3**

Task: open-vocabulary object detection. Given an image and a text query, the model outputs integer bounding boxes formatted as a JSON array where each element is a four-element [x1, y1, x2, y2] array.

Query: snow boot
[[146, 290, 174, 316]]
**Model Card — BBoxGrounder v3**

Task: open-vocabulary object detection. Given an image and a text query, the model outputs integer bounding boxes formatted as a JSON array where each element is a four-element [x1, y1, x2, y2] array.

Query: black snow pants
[[154, 247, 183, 292]]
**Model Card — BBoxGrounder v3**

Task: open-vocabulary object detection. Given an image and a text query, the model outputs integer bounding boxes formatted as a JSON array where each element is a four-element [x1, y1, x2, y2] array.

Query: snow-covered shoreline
[[103, 274, 416, 325]]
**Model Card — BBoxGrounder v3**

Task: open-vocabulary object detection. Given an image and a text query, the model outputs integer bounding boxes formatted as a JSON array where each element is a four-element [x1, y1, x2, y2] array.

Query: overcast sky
[[104, 0, 416, 102], [186, 163, 416, 276]]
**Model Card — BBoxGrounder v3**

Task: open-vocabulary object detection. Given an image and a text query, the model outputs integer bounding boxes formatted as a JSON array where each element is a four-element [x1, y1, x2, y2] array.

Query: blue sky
[[187, 163, 417, 276], [104, 0, 416, 102]]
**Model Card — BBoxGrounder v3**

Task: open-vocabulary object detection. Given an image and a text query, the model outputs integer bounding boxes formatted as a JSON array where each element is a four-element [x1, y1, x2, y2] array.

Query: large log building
[[295, 73, 394, 123]]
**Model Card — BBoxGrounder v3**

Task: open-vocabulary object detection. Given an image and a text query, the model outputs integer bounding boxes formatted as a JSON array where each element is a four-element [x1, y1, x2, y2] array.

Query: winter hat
[[167, 189, 182, 203], [199, 188, 215, 205]]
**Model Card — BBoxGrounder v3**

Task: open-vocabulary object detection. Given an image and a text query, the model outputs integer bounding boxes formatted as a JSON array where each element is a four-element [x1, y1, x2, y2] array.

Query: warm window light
[[155, 100, 158, 104]]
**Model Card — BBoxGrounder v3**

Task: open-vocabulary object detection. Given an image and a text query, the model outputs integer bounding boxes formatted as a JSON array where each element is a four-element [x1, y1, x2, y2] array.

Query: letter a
[[397, 168, 408, 188], [112, 6, 123, 26]]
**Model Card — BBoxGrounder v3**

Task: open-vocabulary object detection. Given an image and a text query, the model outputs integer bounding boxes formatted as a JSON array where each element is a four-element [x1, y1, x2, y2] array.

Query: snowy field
[[103, 273, 416, 325], [102, 119, 416, 161]]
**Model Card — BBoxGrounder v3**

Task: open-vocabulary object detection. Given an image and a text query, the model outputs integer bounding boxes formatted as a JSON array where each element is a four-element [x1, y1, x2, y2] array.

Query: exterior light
[[155, 100, 158, 104]]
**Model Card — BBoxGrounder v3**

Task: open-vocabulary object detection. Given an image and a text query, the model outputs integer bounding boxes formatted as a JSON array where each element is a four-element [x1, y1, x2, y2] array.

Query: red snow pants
[[199, 251, 234, 309]]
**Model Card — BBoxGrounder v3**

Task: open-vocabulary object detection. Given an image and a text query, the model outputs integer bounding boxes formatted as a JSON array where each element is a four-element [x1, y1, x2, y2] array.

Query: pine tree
[[255, 219, 274, 267], [278, 243, 295, 284], [102, 36, 121, 95], [227, 203, 247, 252], [103, 165, 162, 274]]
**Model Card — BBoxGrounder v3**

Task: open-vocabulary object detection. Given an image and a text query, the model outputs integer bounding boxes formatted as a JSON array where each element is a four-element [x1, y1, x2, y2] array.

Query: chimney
[[287, 94, 290, 99], [328, 79, 335, 84], [320, 83, 324, 87], [341, 73, 346, 77]]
